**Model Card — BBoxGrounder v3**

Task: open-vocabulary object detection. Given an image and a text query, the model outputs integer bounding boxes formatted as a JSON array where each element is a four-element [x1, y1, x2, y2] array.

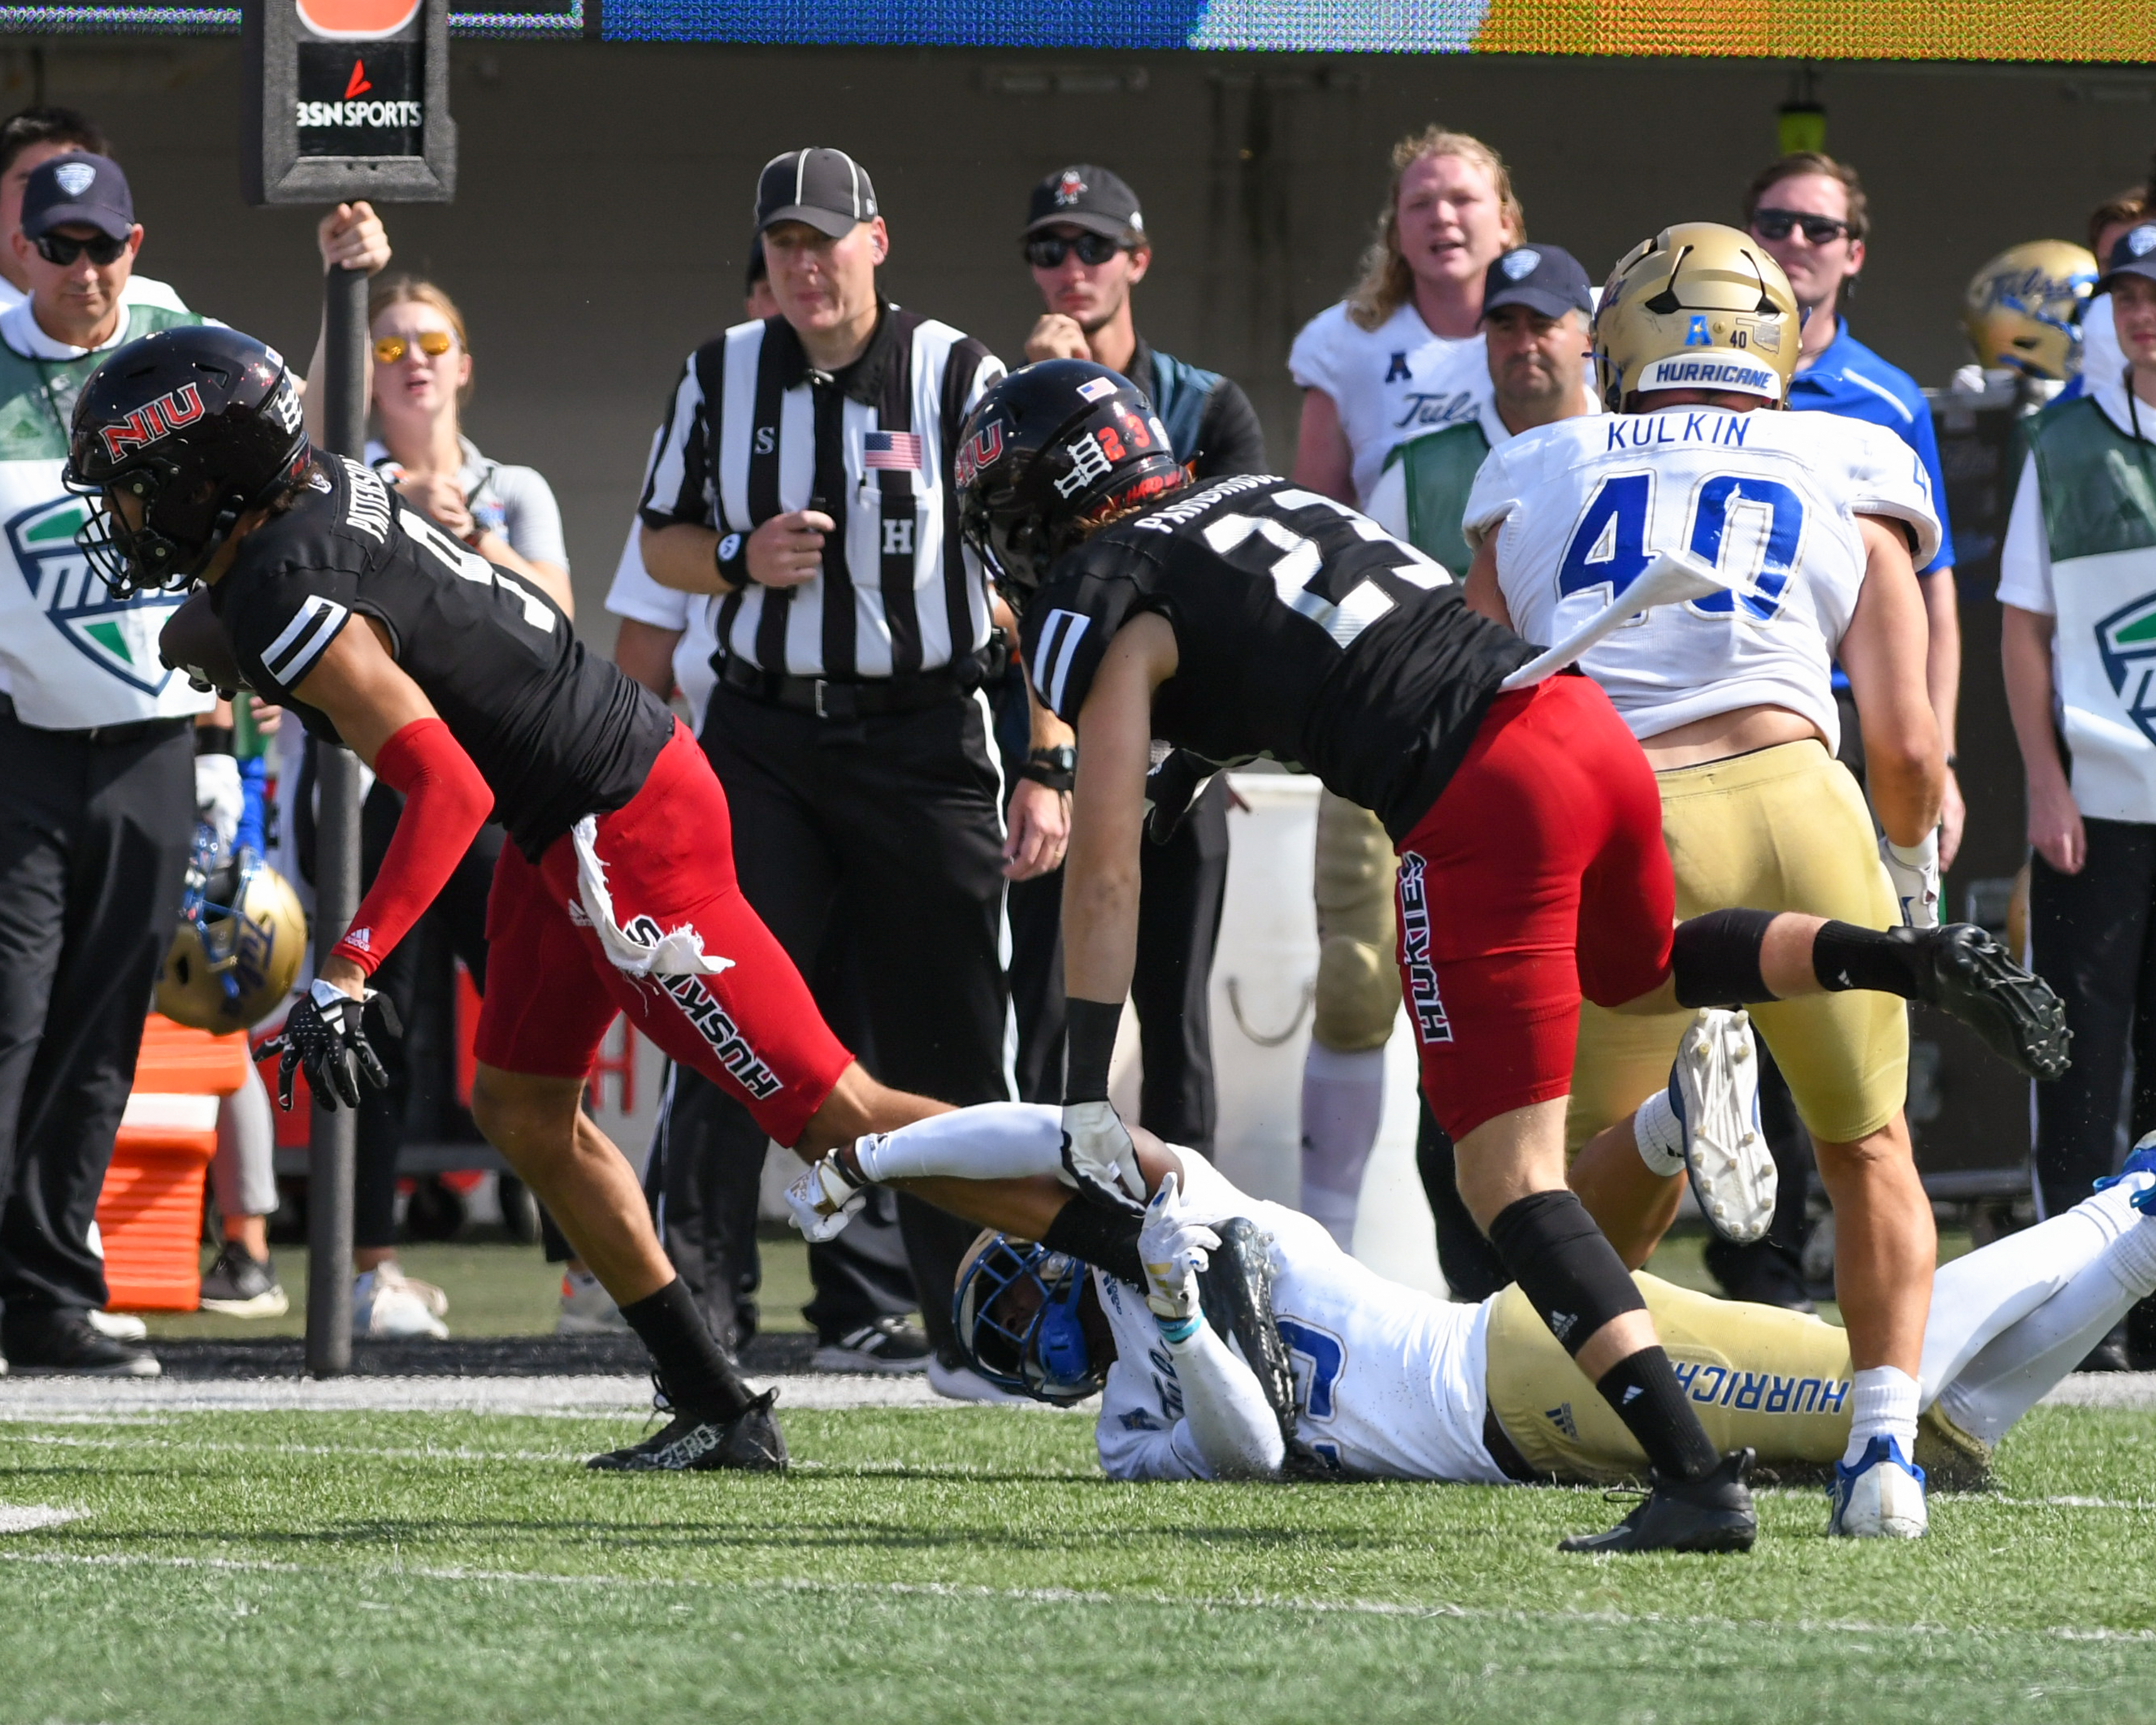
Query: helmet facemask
[[70, 459, 240, 601], [953, 1232, 1109, 1405]]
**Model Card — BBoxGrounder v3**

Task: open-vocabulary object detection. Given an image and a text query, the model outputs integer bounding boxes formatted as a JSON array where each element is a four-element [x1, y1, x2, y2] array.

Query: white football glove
[[1138, 1171, 1220, 1327], [1881, 831, 1940, 929], [784, 1151, 868, 1243], [1058, 1099, 1145, 1207], [194, 753, 244, 859]]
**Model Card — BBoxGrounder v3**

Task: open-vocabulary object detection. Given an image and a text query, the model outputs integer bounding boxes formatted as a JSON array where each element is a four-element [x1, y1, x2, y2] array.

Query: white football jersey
[[1287, 299, 1486, 506], [1464, 406, 1941, 747], [1093, 1154, 1505, 1485]]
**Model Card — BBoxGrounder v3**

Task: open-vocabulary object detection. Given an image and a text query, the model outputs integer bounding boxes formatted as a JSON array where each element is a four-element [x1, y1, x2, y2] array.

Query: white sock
[[854, 1102, 1065, 1184], [1633, 1088, 1685, 1178], [1300, 1044, 1385, 1251], [1844, 1365, 1919, 1466]]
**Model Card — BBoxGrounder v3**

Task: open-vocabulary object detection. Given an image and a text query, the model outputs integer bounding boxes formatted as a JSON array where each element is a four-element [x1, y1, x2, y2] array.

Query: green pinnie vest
[[2025, 389, 2156, 820], [0, 301, 207, 728], [1381, 417, 1491, 577]]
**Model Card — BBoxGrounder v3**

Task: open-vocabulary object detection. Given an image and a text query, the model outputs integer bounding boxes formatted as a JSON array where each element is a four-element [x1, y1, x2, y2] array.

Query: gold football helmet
[[1962, 241, 2098, 381], [1593, 223, 1801, 410], [157, 847, 306, 1035]]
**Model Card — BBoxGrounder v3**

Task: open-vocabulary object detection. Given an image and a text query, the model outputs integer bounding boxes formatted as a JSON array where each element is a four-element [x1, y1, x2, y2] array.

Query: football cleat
[[1198, 1216, 1298, 1446], [1896, 923, 2070, 1081], [1673, 1009, 1774, 1245], [1827, 1435, 1928, 1538], [585, 1390, 787, 1474], [1558, 1448, 1757, 1555]]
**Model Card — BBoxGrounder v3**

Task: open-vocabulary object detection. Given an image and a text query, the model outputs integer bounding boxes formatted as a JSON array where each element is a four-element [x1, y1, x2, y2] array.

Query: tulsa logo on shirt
[[2096, 588, 2156, 747], [7, 494, 183, 696]]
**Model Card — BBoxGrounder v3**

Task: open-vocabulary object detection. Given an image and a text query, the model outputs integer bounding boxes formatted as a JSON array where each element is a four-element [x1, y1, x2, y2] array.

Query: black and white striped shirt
[[637, 302, 1003, 680]]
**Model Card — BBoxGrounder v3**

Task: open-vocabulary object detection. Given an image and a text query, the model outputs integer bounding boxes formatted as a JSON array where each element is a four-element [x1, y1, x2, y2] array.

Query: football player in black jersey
[[68, 325, 957, 1473], [954, 358, 2068, 1552]]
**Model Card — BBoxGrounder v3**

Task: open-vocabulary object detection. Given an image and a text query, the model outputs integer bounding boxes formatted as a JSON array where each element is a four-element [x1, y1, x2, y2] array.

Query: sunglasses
[[373, 329, 455, 364], [33, 231, 129, 267], [1025, 232, 1127, 270], [1751, 208, 1854, 246]]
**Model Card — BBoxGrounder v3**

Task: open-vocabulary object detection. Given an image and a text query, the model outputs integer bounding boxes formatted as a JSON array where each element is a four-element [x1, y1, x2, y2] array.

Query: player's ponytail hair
[[367, 275, 474, 406], [1344, 126, 1525, 333]]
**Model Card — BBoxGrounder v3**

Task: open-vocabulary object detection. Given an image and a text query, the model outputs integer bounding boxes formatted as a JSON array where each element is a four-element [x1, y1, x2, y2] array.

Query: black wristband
[[1018, 745, 1075, 792], [1063, 997, 1122, 1103], [194, 726, 236, 756], [713, 528, 750, 590]]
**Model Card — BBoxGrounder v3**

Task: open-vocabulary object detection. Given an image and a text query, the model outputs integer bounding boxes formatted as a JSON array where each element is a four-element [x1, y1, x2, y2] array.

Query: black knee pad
[[1485, 1190, 1646, 1357], [1671, 907, 1778, 1008]]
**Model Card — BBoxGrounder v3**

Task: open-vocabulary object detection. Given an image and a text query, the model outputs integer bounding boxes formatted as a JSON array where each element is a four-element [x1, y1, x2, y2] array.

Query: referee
[[639, 148, 1065, 1392]]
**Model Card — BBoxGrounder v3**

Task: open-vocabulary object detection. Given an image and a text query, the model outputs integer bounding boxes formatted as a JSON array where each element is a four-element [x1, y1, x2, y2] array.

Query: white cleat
[[353, 1264, 450, 1340], [1673, 1008, 1775, 1245], [1828, 1436, 1929, 1538], [556, 1267, 630, 1336]]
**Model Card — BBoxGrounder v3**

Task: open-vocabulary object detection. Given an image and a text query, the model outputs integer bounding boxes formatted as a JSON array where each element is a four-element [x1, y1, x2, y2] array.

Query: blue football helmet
[[953, 1229, 1107, 1405]]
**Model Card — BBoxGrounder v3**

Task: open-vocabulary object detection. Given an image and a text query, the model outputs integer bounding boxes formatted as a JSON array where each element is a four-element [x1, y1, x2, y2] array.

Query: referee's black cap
[[1481, 245, 1594, 321], [1024, 165, 1145, 247], [756, 147, 878, 240]]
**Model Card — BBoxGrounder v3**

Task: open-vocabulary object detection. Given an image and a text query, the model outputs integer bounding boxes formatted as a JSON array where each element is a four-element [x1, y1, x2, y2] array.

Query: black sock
[[1811, 920, 1923, 996], [620, 1276, 753, 1419], [1041, 1196, 1145, 1287], [1595, 1346, 1719, 1482]]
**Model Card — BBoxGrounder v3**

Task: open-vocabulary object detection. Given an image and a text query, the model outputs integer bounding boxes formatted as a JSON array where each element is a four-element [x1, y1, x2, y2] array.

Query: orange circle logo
[[294, 0, 421, 39]]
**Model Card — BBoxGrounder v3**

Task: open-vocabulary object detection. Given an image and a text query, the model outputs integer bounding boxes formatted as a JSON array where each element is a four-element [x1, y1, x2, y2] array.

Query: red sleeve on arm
[[328, 717, 493, 976]]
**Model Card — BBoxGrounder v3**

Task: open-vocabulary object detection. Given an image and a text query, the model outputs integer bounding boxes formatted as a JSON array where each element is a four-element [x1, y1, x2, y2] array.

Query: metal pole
[[304, 258, 369, 1377]]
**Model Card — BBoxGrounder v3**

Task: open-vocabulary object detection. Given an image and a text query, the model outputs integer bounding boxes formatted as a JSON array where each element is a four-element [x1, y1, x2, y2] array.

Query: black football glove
[[260, 979, 402, 1112]]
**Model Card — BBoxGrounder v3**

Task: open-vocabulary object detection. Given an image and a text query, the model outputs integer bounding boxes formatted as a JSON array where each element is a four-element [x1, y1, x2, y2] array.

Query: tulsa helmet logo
[[2098, 591, 2156, 747], [6, 495, 179, 695]]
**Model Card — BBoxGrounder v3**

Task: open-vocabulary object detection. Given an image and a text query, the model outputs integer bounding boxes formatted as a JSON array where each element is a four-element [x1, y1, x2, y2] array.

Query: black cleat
[[1558, 1448, 1757, 1554], [1895, 923, 2071, 1081], [585, 1389, 787, 1474], [2, 1307, 159, 1377], [1199, 1217, 1297, 1440]]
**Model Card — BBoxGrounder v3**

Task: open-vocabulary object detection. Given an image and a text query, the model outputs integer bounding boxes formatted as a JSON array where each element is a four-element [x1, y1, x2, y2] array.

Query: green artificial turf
[[1, 1401, 2153, 1724]]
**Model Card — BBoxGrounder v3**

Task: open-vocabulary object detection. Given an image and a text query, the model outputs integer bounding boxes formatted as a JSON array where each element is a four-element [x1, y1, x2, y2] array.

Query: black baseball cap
[[22, 151, 132, 242], [1481, 245, 1593, 321], [756, 147, 877, 240], [2101, 223, 2156, 293], [1024, 164, 1145, 246]]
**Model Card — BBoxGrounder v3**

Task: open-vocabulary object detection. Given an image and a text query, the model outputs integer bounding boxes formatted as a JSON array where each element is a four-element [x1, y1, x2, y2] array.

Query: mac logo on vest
[[2097, 590, 2156, 746], [8, 495, 179, 695]]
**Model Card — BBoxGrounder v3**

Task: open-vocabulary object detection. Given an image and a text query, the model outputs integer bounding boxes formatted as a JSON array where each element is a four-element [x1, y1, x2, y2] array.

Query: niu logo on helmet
[[99, 382, 207, 461], [955, 422, 1003, 490]]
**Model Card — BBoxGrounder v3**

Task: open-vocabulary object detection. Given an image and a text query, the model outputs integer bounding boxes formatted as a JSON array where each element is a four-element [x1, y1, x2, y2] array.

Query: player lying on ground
[[69, 325, 951, 1473], [794, 1103, 2156, 1509], [953, 358, 2068, 1553], [1462, 224, 1959, 1538]]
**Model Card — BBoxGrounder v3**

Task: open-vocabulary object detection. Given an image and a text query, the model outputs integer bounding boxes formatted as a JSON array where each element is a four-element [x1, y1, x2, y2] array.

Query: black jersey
[[211, 456, 672, 859], [1021, 474, 1536, 839]]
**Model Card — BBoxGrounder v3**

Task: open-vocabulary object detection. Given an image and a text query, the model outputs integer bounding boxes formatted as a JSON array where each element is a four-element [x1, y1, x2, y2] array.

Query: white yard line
[[0, 1371, 1040, 1419], [0, 1544, 2151, 1645]]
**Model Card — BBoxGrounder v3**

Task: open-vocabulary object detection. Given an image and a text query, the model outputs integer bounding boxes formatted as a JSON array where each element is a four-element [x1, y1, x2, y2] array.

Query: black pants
[[0, 708, 193, 1316], [1005, 779, 1229, 1150], [683, 685, 1011, 1356], [2030, 818, 2156, 1217], [353, 780, 505, 1251]]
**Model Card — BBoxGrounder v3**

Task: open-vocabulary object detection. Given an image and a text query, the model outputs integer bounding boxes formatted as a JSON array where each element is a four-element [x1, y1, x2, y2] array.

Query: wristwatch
[[1018, 744, 1076, 792], [714, 530, 749, 590]]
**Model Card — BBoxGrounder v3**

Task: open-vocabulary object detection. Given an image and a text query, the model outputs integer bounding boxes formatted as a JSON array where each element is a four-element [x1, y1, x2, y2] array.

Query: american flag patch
[[864, 430, 923, 471]]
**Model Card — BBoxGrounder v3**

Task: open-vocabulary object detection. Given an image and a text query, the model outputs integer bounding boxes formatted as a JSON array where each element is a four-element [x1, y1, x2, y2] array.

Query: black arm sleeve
[[1191, 378, 1268, 480]]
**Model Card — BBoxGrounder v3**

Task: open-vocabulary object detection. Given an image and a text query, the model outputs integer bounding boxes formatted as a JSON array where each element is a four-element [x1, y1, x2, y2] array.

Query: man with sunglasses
[[1008, 163, 1264, 1168], [1725, 153, 1964, 1316], [0, 153, 232, 1375]]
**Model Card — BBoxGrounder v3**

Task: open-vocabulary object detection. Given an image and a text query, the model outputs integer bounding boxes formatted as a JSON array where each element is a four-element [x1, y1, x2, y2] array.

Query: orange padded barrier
[[99, 1016, 248, 1312]]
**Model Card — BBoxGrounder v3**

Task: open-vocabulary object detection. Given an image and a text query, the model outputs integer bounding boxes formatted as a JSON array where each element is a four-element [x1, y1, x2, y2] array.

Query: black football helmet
[[64, 325, 309, 599], [955, 358, 1186, 601]]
